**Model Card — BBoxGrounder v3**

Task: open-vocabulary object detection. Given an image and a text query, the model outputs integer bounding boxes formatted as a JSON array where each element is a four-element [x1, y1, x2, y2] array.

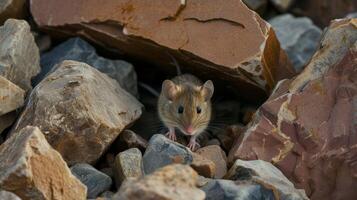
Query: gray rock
[[225, 160, 308, 200], [0, 19, 40, 91], [242, 0, 267, 15], [71, 163, 112, 199], [201, 179, 274, 200], [114, 148, 144, 187], [269, 14, 322, 72], [37, 37, 138, 97], [0, 190, 21, 200], [100, 191, 115, 199], [346, 12, 357, 19], [270, 0, 295, 12], [143, 134, 193, 174]]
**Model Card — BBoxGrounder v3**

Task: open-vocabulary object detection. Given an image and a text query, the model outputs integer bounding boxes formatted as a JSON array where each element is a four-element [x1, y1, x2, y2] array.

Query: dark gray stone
[[242, 0, 267, 14], [143, 134, 193, 174], [37, 37, 138, 96], [269, 14, 322, 72], [201, 179, 274, 200], [70, 163, 112, 199]]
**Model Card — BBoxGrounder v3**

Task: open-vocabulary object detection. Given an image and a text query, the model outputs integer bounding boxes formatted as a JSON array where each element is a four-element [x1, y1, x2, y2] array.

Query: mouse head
[[160, 80, 214, 136]]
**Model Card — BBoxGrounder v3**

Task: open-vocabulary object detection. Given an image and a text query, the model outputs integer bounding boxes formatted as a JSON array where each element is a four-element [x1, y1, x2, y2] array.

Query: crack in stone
[[183, 17, 245, 29]]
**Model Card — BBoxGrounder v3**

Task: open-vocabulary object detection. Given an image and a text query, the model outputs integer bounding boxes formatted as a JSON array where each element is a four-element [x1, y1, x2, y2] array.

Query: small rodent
[[158, 74, 214, 151]]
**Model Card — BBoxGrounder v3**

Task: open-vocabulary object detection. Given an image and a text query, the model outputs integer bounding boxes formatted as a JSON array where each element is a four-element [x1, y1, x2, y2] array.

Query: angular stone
[[196, 145, 227, 178], [113, 164, 205, 200], [114, 148, 143, 187], [0, 191, 21, 200], [242, 0, 267, 15], [228, 18, 357, 200], [30, 0, 295, 102], [191, 152, 216, 178], [71, 163, 112, 199], [0, 76, 24, 115], [269, 14, 322, 72], [201, 179, 275, 200], [0, 126, 87, 199], [113, 130, 148, 153], [37, 37, 138, 97], [0, 0, 27, 24], [143, 134, 193, 174], [225, 160, 308, 200], [0, 19, 40, 91], [12, 60, 143, 165], [0, 112, 16, 134], [270, 0, 295, 12]]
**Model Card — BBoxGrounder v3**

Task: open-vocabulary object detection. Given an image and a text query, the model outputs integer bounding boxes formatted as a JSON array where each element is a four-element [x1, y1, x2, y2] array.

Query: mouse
[[158, 74, 214, 151]]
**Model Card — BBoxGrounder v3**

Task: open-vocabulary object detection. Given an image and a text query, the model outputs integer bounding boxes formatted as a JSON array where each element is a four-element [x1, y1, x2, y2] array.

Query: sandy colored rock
[[0, 76, 24, 115], [114, 148, 143, 187], [30, 0, 295, 102], [228, 18, 357, 200], [0, 126, 87, 199], [0, 19, 40, 91], [113, 164, 205, 200], [0, 191, 21, 200], [196, 145, 227, 178], [12, 60, 143, 165], [0, 0, 27, 24], [191, 153, 216, 178]]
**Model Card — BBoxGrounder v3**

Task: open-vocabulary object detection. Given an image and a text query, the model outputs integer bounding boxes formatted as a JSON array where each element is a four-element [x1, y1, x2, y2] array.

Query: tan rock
[[228, 18, 357, 200], [196, 145, 227, 178], [0, 0, 27, 24], [0, 126, 87, 200], [0, 76, 24, 115], [12, 60, 143, 165], [113, 164, 205, 200], [191, 153, 216, 178], [30, 0, 295, 102], [0, 19, 40, 91]]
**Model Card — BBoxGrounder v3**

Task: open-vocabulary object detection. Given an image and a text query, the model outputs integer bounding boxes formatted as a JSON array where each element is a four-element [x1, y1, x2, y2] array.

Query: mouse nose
[[186, 125, 194, 134]]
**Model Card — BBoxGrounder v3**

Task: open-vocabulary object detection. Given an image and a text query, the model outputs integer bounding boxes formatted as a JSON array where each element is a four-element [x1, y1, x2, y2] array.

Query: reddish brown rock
[[191, 152, 216, 178], [30, 0, 295, 102], [0, 126, 87, 199], [228, 18, 357, 200], [196, 145, 227, 178]]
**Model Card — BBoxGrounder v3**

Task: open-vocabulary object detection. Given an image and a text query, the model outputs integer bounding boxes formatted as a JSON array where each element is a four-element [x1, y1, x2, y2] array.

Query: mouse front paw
[[165, 131, 177, 141], [187, 139, 200, 151]]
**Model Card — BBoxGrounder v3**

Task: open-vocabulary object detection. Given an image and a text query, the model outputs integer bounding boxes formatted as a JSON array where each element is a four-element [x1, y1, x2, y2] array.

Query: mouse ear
[[162, 80, 179, 101], [201, 80, 214, 101]]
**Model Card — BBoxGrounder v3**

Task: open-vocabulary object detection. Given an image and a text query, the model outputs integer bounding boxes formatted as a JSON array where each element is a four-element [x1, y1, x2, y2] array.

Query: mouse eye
[[196, 106, 202, 114], [178, 106, 184, 114]]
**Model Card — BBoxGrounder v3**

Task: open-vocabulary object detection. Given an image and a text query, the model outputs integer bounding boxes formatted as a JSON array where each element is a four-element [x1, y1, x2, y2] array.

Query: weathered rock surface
[[71, 163, 112, 199], [30, 0, 295, 102], [0, 191, 21, 200], [0, 76, 24, 115], [191, 152, 216, 178], [242, 0, 267, 15], [113, 130, 148, 153], [229, 18, 357, 200], [269, 14, 322, 72], [38, 37, 138, 97], [0, 0, 27, 24], [196, 145, 227, 178], [295, 0, 357, 27], [225, 159, 308, 200], [113, 164, 205, 200], [201, 179, 275, 200], [114, 148, 143, 187], [143, 134, 193, 174], [12, 60, 143, 165], [270, 0, 295, 12], [0, 126, 87, 199], [0, 19, 40, 91]]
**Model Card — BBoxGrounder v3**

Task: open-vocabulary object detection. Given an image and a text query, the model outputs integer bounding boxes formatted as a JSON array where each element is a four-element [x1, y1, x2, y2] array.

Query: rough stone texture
[[0, 126, 87, 199], [191, 152, 216, 178], [114, 148, 143, 187], [0, 19, 40, 91], [0, 191, 21, 200], [71, 163, 112, 199], [201, 179, 275, 200], [0, 112, 16, 134], [12, 60, 143, 165], [113, 164, 205, 200], [269, 14, 322, 72], [0, 76, 24, 115], [113, 129, 148, 153], [228, 18, 357, 200], [242, 0, 267, 15], [37, 37, 138, 97], [270, 0, 295, 12], [196, 145, 227, 178], [295, 0, 357, 27], [143, 134, 193, 174], [30, 0, 295, 102], [0, 0, 27, 24], [225, 160, 308, 200]]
